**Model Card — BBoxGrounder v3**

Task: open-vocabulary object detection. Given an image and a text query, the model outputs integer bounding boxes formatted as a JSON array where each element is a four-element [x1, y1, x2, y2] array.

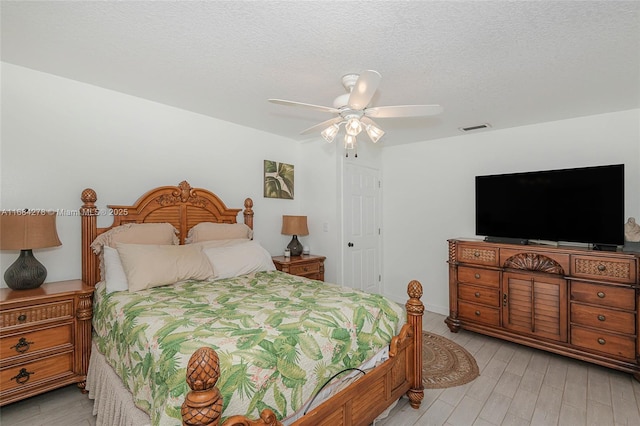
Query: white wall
[[0, 63, 338, 285], [382, 110, 640, 313], [3, 63, 638, 311]]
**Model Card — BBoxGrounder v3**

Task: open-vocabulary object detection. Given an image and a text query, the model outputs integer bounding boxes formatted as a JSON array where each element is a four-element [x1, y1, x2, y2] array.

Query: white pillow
[[203, 240, 275, 280], [116, 243, 214, 291], [103, 246, 129, 294]]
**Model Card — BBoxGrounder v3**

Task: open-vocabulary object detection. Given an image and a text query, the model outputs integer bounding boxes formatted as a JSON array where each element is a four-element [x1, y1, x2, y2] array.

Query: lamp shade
[[0, 213, 62, 250], [281, 215, 309, 236]]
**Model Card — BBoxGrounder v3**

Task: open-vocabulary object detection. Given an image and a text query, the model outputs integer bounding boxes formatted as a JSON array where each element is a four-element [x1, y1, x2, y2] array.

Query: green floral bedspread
[[92, 271, 404, 426]]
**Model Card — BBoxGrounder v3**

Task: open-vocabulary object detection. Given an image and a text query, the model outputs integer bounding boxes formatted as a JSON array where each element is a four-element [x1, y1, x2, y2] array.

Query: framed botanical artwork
[[264, 160, 294, 199]]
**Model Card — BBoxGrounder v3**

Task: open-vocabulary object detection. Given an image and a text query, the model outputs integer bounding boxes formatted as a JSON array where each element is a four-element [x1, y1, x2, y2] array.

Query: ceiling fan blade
[[269, 99, 339, 114], [347, 70, 381, 110], [360, 116, 379, 127], [300, 116, 343, 135], [364, 104, 443, 118]]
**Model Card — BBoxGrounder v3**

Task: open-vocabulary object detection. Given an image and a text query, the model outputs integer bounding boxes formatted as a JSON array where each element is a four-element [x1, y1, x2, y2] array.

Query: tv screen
[[475, 164, 625, 247]]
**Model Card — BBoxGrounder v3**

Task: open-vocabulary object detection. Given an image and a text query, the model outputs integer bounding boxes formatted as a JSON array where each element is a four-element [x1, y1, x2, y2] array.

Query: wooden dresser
[[446, 239, 640, 380], [272, 254, 326, 281], [0, 280, 93, 405]]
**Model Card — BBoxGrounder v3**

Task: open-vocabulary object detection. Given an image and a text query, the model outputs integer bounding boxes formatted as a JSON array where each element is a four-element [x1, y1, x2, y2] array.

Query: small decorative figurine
[[624, 217, 640, 242]]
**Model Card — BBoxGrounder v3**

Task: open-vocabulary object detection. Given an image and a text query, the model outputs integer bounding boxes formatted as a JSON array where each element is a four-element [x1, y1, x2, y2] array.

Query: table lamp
[[0, 212, 62, 290], [281, 215, 308, 256]]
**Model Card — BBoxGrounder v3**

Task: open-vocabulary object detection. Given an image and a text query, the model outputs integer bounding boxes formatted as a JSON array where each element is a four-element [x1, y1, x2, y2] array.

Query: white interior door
[[343, 163, 381, 294]]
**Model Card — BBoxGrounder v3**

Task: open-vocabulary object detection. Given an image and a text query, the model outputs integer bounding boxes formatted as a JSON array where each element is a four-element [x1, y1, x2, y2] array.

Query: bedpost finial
[[407, 280, 423, 299], [81, 188, 97, 205], [186, 347, 220, 390], [406, 280, 424, 316], [244, 198, 253, 209], [182, 347, 223, 425]]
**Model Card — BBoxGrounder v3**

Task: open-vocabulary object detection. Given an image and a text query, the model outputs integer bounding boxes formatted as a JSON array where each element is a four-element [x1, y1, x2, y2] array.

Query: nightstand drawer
[[0, 324, 73, 361], [1, 352, 74, 393], [458, 266, 500, 288], [570, 326, 635, 360], [290, 263, 320, 276], [0, 301, 74, 329], [571, 255, 636, 284], [458, 283, 500, 307], [570, 303, 635, 334]]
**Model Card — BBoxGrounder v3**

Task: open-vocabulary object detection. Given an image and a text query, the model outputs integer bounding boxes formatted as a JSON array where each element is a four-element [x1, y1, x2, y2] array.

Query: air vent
[[459, 123, 492, 132]]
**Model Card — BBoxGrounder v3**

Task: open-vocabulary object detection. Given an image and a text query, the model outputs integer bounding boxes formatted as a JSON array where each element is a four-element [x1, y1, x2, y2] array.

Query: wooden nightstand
[[272, 254, 326, 281], [0, 280, 93, 406]]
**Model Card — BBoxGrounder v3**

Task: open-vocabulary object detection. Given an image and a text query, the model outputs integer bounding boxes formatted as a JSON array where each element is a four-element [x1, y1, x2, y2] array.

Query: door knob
[[348, 242, 354, 247]]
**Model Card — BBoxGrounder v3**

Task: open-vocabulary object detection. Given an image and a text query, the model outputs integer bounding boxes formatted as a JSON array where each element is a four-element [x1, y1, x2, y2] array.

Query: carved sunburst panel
[[503, 253, 564, 274]]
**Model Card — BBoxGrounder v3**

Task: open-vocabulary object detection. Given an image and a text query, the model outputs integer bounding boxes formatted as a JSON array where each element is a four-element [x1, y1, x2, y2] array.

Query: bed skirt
[[87, 342, 151, 426]]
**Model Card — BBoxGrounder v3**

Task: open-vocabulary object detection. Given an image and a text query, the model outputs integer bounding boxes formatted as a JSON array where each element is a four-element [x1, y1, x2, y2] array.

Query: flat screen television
[[475, 164, 625, 248]]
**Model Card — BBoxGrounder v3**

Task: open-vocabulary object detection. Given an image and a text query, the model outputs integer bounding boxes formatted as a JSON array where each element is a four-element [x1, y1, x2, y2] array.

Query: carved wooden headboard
[[80, 180, 253, 287]]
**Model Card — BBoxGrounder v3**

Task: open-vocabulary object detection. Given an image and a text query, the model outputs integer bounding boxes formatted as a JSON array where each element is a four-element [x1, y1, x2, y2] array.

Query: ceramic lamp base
[[287, 235, 303, 256], [4, 249, 47, 290]]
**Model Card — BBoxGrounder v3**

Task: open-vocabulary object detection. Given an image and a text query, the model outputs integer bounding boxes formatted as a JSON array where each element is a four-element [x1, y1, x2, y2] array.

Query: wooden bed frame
[[80, 180, 424, 426]]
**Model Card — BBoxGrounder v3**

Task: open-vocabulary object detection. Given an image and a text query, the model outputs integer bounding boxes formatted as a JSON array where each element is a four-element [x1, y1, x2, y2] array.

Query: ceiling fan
[[269, 70, 443, 157]]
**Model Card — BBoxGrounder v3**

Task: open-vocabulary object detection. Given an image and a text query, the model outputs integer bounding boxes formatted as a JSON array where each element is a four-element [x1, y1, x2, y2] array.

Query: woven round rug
[[422, 331, 479, 389]]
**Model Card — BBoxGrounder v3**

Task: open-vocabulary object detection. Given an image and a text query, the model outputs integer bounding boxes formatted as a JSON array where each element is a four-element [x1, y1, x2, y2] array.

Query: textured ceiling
[[2, 1, 639, 147]]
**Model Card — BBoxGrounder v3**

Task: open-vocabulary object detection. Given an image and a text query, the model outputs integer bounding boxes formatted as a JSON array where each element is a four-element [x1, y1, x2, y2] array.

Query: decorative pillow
[[191, 238, 254, 250], [116, 243, 214, 292], [203, 240, 275, 280], [103, 246, 129, 294], [186, 222, 253, 244], [90, 222, 179, 255]]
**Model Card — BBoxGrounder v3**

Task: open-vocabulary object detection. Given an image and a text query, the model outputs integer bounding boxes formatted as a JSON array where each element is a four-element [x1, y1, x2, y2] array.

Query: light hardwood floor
[[1, 311, 639, 426]]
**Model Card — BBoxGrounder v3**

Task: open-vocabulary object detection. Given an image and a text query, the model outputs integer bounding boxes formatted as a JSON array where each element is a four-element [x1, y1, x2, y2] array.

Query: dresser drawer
[[0, 301, 74, 329], [458, 244, 499, 266], [571, 255, 636, 284], [570, 326, 636, 360], [0, 352, 74, 393], [570, 281, 635, 310], [570, 303, 635, 334], [0, 324, 73, 361], [458, 283, 500, 307], [458, 301, 500, 326], [289, 262, 320, 276], [458, 266, 500, 288]]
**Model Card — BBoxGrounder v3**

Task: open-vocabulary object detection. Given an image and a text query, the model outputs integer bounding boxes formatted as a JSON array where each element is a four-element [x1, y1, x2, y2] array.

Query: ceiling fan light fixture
[[365, 123, 385, 143], [344, 134, 356, 150], [345, 117, 362, 136], [321, 123, 340, 143]]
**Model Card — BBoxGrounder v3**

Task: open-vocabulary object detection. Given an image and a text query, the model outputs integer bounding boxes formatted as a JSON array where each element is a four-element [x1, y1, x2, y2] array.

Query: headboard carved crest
[[156, 181, 209, 208], [503, 253, 564, 275]]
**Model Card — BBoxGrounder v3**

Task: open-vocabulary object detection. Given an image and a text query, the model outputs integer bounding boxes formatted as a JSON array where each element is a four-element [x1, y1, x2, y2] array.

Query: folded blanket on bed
[[92, 270, 404, 426]]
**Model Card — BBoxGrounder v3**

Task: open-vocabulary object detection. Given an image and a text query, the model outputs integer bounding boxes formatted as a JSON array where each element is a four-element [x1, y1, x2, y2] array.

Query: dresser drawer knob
[[474, 273, 480, 279], [474, 251, 480, 257], [11, 337, 34, 354], [597, 315, 606, 322], [597, 292, 605, 298], [304, 267, 309, 271], [475, 310, 481, 316], [597, 338, 606, 345], [597, 264, 606, 272], [17, 314, 27, 322], [474, 292, 481, 298], [11, 368, 34, 385]]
